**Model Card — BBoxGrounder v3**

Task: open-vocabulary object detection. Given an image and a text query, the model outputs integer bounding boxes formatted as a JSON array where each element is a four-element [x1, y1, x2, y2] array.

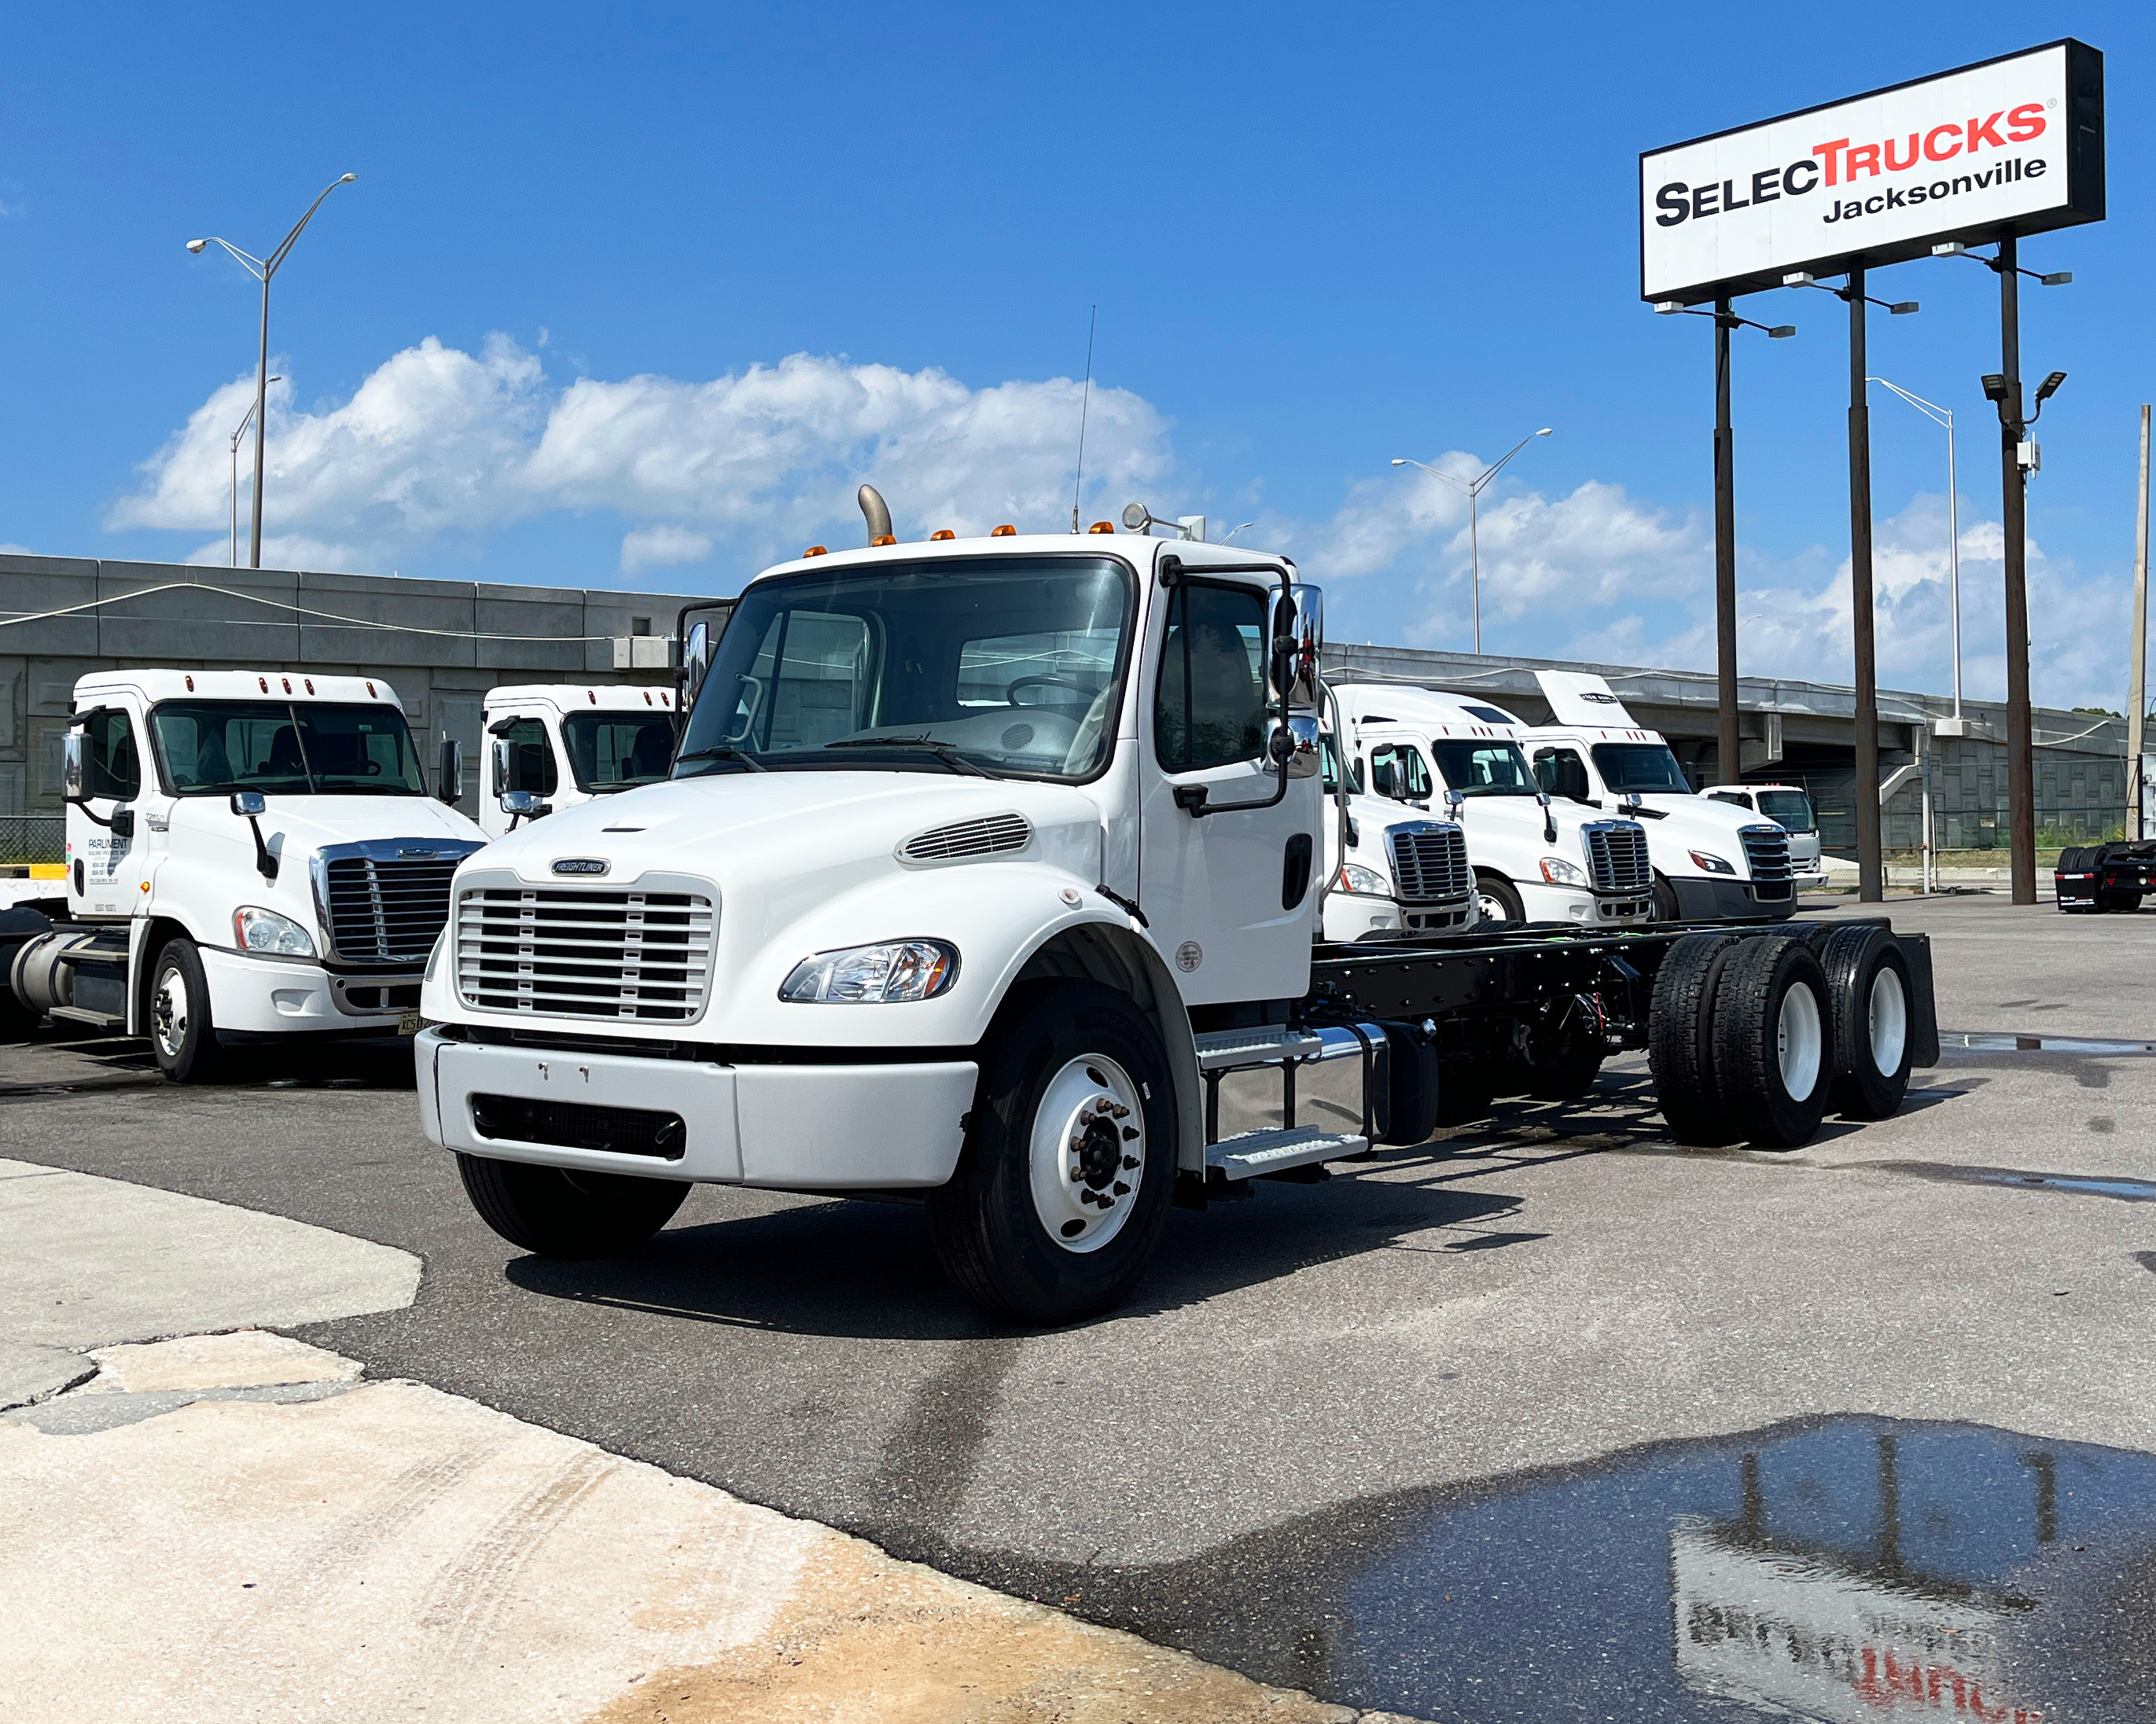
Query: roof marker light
[[1087, 520, 1115, 534], [991, 524, 1017, 537], [870, 534, 897, 547], [281, 677, 292, 693], [258, 676, 268, 693], [803, 545, 828, 557], [304, 678, 315, 695], [643, 690, 653, 704], [930, 529, 955, 541], [366, 682, 376, 697], [587, 690, 598, 704], [185, 675, 194, 692]]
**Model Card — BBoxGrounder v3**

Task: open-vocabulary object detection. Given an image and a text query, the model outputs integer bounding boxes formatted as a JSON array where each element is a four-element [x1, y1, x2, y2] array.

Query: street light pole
[[1868, 378, 1962, 720], [188, 173, 356, 569], [228, 376, 283, 568], [1392, 427, 1552, 654]]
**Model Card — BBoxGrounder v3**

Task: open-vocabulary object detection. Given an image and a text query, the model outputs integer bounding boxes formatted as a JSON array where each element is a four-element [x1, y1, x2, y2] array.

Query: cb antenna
[[1070, 304, 1096, 533]]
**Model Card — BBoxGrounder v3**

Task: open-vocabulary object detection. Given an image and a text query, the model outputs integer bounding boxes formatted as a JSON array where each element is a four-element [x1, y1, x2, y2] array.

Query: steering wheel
[[1007, 676, 1098, 706]]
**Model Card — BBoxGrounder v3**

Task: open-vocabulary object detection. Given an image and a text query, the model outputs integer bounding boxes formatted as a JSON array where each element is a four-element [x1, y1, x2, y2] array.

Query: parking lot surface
[[8, 894, 2154, 1721]]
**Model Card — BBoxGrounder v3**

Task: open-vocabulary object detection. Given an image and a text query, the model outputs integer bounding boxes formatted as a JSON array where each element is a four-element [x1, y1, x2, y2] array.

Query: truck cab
[[479, 683, 679, 838], [1329, 682, 1654, 928], [1702, 782, 1826, 882], [1518, 672, 1796, 923], [1, 671, 484, 1079], [1318, 732, 1477, 941]]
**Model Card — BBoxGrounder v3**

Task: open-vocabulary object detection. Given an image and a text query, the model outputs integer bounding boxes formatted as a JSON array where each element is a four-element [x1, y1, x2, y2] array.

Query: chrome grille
[[456, 887, 716, 1021], [1385, 823, 1470, 903], [902, 813, 1030, 862], [322, 856, 460, 961], [1740, 824, 1794, 898], [1584, 822, 1653, 895]]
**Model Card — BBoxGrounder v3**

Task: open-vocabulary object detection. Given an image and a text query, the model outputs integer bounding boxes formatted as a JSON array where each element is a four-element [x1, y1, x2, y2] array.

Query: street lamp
[[1392, 427, 1552, 653], [1867, 377, 1965, 724], [187, 172, 357, 569], [229, 376, 283, 568]]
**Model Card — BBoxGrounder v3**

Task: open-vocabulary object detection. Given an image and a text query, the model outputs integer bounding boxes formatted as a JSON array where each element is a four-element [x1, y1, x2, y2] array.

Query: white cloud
[[620, 524, 712, 575]]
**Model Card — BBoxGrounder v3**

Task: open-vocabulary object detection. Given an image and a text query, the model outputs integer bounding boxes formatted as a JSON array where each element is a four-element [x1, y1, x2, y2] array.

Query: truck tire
[[1819, 925, 1912, 1119], [2056, 847, 2097, 913], [1646, 932, 1741, 1145], [2098, 888, 2141, 914], [1434, 1063, 1495, 1125], [455, 1153, 688, 1258], [1652, 873, 1683, 924], [1518, 1003, 1605, 1101], [1711, 935, 1831, 1148], [928, 982, 1176, 1325], [149, 938, 226, 1083], [1474, 873, 1524, 924]]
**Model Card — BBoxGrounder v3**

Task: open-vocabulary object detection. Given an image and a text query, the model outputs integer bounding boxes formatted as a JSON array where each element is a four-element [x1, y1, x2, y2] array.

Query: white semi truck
[[1329, 682, 1657, 928], [1703, 781, 1827, 883], [0, 671, 485, 1079], [478, 682, 682, 839], [1317, 733, 1477, 942], [414, 516, 1938, 1323]]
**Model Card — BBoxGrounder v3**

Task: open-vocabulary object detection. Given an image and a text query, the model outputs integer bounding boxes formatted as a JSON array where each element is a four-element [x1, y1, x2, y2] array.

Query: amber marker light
[[1087, 520, 1115, 534], [803, 545, 828, 557], [991, 524, 1017, 537], [930, 529, 955, 540], [870, 534, 897, 546]]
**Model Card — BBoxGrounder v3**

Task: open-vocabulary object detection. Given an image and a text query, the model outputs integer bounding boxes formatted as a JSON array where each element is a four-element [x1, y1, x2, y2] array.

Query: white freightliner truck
[[1328, 682, 1657, 929], [478, 683, 682, 839], [1702, 781, 1827, 883], [414, 516, 1939, 1324], [1316, 733, 1478, 943], [0, 671, 485, 1079]]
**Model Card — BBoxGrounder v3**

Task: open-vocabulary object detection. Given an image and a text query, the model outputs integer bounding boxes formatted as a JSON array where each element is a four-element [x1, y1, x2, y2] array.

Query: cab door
[[483, 709, 561, 836], [1138, 574, 1314, 1006], [67, 705, 150, 917]]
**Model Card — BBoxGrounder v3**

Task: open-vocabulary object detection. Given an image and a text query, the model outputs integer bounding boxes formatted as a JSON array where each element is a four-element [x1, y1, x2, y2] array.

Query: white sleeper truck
[[479, 683, 682, 839], [1519, 671, 1797, 924], [414, 517, 1939, 1323], [0, 671, 484, 1079]]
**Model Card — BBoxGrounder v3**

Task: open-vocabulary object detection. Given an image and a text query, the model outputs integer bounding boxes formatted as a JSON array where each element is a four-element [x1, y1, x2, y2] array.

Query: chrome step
[[1206, 1125, 1370, 1181], [1192, 1025, 1323, 1072]]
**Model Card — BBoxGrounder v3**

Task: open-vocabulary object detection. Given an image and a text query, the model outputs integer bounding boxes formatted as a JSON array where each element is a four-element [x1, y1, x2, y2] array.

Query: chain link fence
[[0, 814, 64, 865]]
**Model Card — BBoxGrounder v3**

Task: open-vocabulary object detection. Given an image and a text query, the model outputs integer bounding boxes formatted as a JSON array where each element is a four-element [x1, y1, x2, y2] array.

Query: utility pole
[[1714, 298, 1740, 784], [2131, 405, 2151, 839], [1846, 268, 1882, 902], [1997, 235, 2036, 905]]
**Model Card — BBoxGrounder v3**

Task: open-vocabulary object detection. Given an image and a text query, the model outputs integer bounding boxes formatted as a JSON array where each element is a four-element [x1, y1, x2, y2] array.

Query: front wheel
[[929, 982, 1176, 1325], [456, 1154, 688, 1258], [1652, 873, 1683, 924], [1474, 873, 1524, 924], [150, 938, 226, 1083]]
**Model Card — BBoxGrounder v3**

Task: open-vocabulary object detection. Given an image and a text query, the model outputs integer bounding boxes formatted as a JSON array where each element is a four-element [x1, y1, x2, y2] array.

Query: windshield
[[1758, 788, 1816, 832], [1427, 740, 1539, 797], [1592, 743, 1691, 794], [675, 556, 1132, 781], [150, 701, 426, 796], [562, 711, 675, 792]]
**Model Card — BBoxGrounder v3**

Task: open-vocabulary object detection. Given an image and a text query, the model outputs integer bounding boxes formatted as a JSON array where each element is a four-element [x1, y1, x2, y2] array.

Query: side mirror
[[1444, 788, 1464, 820], [230, 790, 267, 818], [499, 789, 546, 830], [1272, 585, 1324, 708], [230, 790, 275, 880], [684, 620, 712, 703], [491, 738, 512, 795], [1270, 715, 1322, 778], [61, 732, 86, 801], [438, 737, 463, 806]]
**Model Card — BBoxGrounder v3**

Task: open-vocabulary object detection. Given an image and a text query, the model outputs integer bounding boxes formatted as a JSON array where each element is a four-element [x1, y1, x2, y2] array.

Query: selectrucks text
[[413, 491, 1941, 1324]]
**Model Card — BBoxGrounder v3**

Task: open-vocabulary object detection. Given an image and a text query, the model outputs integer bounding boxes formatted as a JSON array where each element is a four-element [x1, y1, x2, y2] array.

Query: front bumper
[[415, 1028, 977, 1189], [1668, 876, 1796, 921], [1518, 881, 1653, 926], [199, 947, 411, 1034]]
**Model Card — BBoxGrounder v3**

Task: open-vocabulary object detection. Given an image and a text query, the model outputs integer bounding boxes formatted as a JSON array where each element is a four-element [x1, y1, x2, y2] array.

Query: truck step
[[1206, 1125, 1370, 1181], [49, 1005, 125, 1031], [1193, 1025, 1324, 1072]]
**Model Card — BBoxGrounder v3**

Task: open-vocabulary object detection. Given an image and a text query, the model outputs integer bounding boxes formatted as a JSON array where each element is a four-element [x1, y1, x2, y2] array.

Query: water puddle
[[1942, 1032, 2156, 1057], [1866, 1163, 2156, 1203], [1079, 1417, 2156, 1722]]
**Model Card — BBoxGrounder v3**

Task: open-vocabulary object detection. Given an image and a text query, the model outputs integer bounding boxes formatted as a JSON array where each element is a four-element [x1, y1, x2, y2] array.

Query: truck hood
[[248, 795, 487, 854], [1620, 792, 1776, 847], [465, 769, 1107, 894]]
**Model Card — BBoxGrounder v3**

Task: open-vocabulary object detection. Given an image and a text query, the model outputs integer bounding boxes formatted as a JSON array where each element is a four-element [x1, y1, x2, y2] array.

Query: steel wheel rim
[[153, 966, 189, 1058], [1776, 980, 1823, 1099], [1868, 965, 1908, 1075], [1028, 1053, 1143, 1255], [1476, 888, 1509, 922]]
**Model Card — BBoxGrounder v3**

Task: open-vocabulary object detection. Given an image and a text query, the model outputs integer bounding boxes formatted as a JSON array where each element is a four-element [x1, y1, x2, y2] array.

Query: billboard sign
[[1641, 40, 2103, 305]]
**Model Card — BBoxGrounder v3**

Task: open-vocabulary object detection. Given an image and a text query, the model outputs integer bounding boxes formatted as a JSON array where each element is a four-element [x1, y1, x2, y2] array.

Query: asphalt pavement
[[7, 893, 2154, 1722]]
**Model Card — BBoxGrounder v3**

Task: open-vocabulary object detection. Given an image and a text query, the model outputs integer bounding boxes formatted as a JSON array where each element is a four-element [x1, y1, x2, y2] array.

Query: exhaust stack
[[858, 483, 893, 546]]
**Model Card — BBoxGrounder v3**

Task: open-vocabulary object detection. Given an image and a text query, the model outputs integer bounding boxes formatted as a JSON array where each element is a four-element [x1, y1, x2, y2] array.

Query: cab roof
[[72, 669, 402, 708], [484, 683, 676, 715], [742, 529, 1293, 590]]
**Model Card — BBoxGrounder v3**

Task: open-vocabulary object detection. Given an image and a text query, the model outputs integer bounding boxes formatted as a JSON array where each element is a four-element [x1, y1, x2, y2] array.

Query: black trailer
[[2054, 842, 2156, 913]]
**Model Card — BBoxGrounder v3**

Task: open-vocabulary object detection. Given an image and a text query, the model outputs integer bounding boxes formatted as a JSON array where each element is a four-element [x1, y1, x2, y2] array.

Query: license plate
[[398, 1009, 422, 1035]]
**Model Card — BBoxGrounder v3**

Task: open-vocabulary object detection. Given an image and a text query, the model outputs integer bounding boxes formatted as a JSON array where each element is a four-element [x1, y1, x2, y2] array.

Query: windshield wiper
[[673, 744, 767, 773], [824, 736, 992, 777]]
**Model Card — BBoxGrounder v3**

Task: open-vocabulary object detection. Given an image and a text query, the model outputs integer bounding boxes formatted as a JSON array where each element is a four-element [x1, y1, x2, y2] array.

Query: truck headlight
[[1336, 862, 1389, 895], [234, 906, 316, 958], [1689, 850, 1736, 875], [1539, 857, 1587, 887], [780, 939, 959, 1003]]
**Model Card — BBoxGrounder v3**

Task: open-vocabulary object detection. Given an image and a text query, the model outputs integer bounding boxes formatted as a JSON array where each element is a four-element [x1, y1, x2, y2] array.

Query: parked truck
[[479, 682, 682, 839], [414, 516, 1937, 1324], [1317, 730, 1478, 942], [0, 671, 485, 1079], [1702, 781, 1827, 883]]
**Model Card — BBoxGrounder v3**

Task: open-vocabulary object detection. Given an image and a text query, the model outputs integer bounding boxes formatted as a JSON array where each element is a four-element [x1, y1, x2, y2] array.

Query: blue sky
[[2, 2, 2149, 706]]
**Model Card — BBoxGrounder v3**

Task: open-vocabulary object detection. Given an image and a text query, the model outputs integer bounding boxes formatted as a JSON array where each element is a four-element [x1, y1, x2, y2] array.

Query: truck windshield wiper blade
[[824, 737, 992, 777], [673, 744, 767, 773]]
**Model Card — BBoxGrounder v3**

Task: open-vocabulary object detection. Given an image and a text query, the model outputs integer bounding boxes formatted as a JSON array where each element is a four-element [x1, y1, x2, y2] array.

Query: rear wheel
[[456, 1154, 688, 1258], [1474, 873, 1524, 924], [1820, 925, 1912, 1119], [2098, 889, 2141, 913], [1712, 935, 1832, 1148], [150, 939, 226, 1083], [928, 983, 1175, 1325], [1515, 997, 1605, 1101], [1647, 932, 1741, 1145]]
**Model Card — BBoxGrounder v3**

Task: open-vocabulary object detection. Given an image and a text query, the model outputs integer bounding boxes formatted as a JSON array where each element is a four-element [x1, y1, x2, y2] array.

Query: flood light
[[1768, 325, 1796, 339], [1889, 301, 1919, 315], [2040, 271, 2073, 286], [2035, 370, 2068, 404], [1981, 374, 2010, 403]]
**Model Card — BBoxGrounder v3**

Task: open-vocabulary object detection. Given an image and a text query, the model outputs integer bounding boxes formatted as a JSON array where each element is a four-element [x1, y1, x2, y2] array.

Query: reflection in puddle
[[1942, 1032, 2156, 1056], [1867, 1163, 2156, 1203], [1152, 1418, 2156, 1722]]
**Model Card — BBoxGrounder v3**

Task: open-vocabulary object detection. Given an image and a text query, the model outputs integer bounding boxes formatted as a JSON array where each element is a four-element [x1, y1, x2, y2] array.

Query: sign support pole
[[1848, 267, 1882, 902], [1714, 298, 1741, 784], [2128, 404, 2149, 840], [1997, 234, 2036, 905]]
